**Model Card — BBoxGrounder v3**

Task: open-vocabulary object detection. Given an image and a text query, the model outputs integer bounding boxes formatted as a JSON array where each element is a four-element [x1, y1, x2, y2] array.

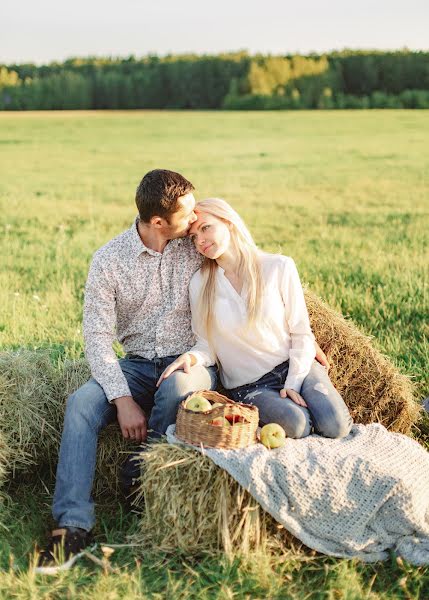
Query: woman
[[158, 198, 353, 439]]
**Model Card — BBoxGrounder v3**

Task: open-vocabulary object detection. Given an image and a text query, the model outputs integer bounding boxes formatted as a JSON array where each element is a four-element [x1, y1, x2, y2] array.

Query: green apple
[[210, 416, 232, 427], [185, 395, 212, 412], [260, 423, 286, 449]]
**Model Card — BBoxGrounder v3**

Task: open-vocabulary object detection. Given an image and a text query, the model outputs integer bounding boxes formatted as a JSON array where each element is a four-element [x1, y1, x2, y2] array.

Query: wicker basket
[[175, 390, 259, 449]]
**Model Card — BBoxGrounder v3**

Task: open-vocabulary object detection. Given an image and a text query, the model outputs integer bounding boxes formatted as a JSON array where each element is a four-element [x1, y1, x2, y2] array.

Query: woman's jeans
[[52, 354, 217, 532], [228, 360, 353, 440]]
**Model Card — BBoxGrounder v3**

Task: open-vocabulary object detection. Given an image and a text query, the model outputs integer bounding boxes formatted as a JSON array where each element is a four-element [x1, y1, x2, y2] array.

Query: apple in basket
[[184, 395, 212, 412], [210, 416, 232, 427], [211, 402, 224, 409], [225, 414, 245, 425], [260, 423, 286, 449]]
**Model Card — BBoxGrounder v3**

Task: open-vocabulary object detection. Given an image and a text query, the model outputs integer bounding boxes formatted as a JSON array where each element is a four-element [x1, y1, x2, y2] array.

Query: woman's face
[[189, 211, 232, 259]]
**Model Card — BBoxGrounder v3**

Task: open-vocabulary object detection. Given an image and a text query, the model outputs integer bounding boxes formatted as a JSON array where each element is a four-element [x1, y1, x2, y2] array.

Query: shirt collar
[[128, 218, 184, 259]]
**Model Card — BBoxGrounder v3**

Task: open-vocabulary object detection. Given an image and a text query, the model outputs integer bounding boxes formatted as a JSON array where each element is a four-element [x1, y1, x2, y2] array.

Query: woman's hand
[[280, 388, 308, 407], [156, 353, 196, 387], [315, 342, 330, 371]]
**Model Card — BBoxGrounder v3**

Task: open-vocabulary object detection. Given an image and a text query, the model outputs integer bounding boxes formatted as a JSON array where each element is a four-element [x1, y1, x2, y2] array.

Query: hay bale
[[0, 353, 135, 501], [0, 431, 11, 531], [0, 350, 60, 475], [132, 442, 298, 556], [304, 289, 420, 434], [0, 350, 132, 524], [0, 432, 10, 487]]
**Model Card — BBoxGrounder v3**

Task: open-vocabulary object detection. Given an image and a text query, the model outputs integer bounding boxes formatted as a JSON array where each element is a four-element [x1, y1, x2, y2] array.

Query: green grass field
[[0, 110, 428, 598]]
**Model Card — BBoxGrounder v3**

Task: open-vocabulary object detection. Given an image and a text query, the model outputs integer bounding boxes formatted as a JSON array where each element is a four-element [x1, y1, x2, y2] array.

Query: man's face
[[162, 193, 197, 239]]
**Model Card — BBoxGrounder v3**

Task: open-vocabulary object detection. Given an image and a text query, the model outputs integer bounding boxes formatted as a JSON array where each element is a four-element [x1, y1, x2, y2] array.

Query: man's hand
[[156, 353, 196, 387], [315, 342, 330, 371], [280, 388, 308, 407], [113, 395, 147, 442]]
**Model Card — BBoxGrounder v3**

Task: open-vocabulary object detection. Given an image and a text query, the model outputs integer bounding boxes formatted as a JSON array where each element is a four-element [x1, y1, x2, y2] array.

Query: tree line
[[1, 50, 429, 111]]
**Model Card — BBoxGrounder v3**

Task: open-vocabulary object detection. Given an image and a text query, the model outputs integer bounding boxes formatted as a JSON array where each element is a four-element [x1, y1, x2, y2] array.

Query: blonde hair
[[194, 198, 265, 344]]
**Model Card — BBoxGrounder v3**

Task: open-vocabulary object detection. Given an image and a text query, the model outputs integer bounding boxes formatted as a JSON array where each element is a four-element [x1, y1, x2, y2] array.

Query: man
[[38, 169, 217, 566], [38, 168, 329, 566]]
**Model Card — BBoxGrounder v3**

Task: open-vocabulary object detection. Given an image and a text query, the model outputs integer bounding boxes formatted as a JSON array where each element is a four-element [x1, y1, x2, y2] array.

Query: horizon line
[[3, 45, 429, 67]]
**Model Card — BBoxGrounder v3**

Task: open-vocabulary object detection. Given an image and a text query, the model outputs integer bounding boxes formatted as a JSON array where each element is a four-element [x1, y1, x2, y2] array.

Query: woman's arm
[[315, 343, 330, 370], [156, 274, 216, 386], [280, 257, 316, 393]]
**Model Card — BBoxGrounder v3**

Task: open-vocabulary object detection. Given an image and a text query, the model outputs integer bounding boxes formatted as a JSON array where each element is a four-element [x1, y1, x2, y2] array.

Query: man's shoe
[[36, 527, 92, 570]]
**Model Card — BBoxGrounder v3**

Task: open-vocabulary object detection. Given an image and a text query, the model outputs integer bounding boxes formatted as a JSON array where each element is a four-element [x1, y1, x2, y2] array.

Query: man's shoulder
[[174, 238, 204, 266], [178, 236, 202, 255], [92, 227, 133, 264]]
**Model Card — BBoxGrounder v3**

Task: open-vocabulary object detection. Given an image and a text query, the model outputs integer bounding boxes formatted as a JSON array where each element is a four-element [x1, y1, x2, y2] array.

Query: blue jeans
[[228, 360, 353, 440], [52, 354, 217, 531]]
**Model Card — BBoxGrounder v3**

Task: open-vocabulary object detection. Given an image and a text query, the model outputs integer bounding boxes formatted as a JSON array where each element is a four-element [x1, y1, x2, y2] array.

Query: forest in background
[[1, 50, 429, 110]]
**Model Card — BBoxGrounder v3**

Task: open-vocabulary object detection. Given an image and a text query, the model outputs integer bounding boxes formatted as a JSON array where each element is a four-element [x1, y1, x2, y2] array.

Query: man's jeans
[[52, 354, 217, 532], [228, 360, 353, 439]]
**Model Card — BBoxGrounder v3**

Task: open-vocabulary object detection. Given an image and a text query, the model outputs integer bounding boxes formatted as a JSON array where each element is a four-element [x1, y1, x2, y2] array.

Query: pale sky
[[1, 0, 428, 65]]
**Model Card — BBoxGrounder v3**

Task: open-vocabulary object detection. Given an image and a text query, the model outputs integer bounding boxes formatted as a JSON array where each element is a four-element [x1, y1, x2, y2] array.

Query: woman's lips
[[202, 243, 213, 253]]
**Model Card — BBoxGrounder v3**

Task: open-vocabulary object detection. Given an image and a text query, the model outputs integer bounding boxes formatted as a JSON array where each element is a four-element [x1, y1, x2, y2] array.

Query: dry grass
[[0, 433, 10, 486], [0, 431, 11, 528], [0, 350, 60, 475], [304, 289, 421, 434]]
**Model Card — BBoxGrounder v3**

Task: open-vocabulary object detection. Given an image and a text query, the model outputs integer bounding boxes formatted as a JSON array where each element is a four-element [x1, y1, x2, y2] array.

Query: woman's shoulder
[[259, 252, 296, 272]]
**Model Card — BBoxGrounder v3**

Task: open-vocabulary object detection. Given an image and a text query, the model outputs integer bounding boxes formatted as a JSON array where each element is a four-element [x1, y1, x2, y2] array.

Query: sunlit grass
[[0, 110, 428, 597]]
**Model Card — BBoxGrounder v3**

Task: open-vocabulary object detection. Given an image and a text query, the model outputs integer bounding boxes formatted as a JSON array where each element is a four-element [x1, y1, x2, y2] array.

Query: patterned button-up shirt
[[83, 219, 203, 401]]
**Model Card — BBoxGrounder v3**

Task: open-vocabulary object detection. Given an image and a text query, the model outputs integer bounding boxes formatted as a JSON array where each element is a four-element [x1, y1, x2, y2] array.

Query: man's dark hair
[[135, 169, 195, 223]]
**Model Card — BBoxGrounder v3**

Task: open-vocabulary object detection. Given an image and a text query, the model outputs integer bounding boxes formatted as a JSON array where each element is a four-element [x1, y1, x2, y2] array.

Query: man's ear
[[150, 216, 163, 228]]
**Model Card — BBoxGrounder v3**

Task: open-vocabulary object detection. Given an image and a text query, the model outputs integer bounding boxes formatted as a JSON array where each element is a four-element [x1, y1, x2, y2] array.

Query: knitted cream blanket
[[166, 423, 429, 565]]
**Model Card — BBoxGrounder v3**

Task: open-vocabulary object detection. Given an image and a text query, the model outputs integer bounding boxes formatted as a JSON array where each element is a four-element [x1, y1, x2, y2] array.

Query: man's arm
[[83, 255, 147, 441], [83, 255, 132, 400]]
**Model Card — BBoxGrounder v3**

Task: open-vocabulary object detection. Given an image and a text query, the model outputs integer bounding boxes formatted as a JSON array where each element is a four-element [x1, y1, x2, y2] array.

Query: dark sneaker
[[36, 527, 92, 571]]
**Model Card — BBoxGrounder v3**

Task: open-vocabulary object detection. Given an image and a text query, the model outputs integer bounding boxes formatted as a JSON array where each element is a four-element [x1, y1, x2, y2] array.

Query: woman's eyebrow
[[190, 221, 205, 234]]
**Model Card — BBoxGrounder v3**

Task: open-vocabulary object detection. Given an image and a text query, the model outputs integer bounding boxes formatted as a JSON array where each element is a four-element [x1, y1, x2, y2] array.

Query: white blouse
[[188, 253, 316, 392]]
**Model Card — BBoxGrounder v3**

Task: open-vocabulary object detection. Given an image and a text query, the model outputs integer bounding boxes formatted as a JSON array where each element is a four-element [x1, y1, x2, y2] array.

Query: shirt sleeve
[[280, 257, 316, 393], [187, 274, 216, 367], [83, 254, 132, 401]]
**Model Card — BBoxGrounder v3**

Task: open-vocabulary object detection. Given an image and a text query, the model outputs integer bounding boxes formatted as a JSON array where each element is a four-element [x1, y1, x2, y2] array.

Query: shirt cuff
[[103, 382, 132, 403], [283, 375, 305, 394]]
